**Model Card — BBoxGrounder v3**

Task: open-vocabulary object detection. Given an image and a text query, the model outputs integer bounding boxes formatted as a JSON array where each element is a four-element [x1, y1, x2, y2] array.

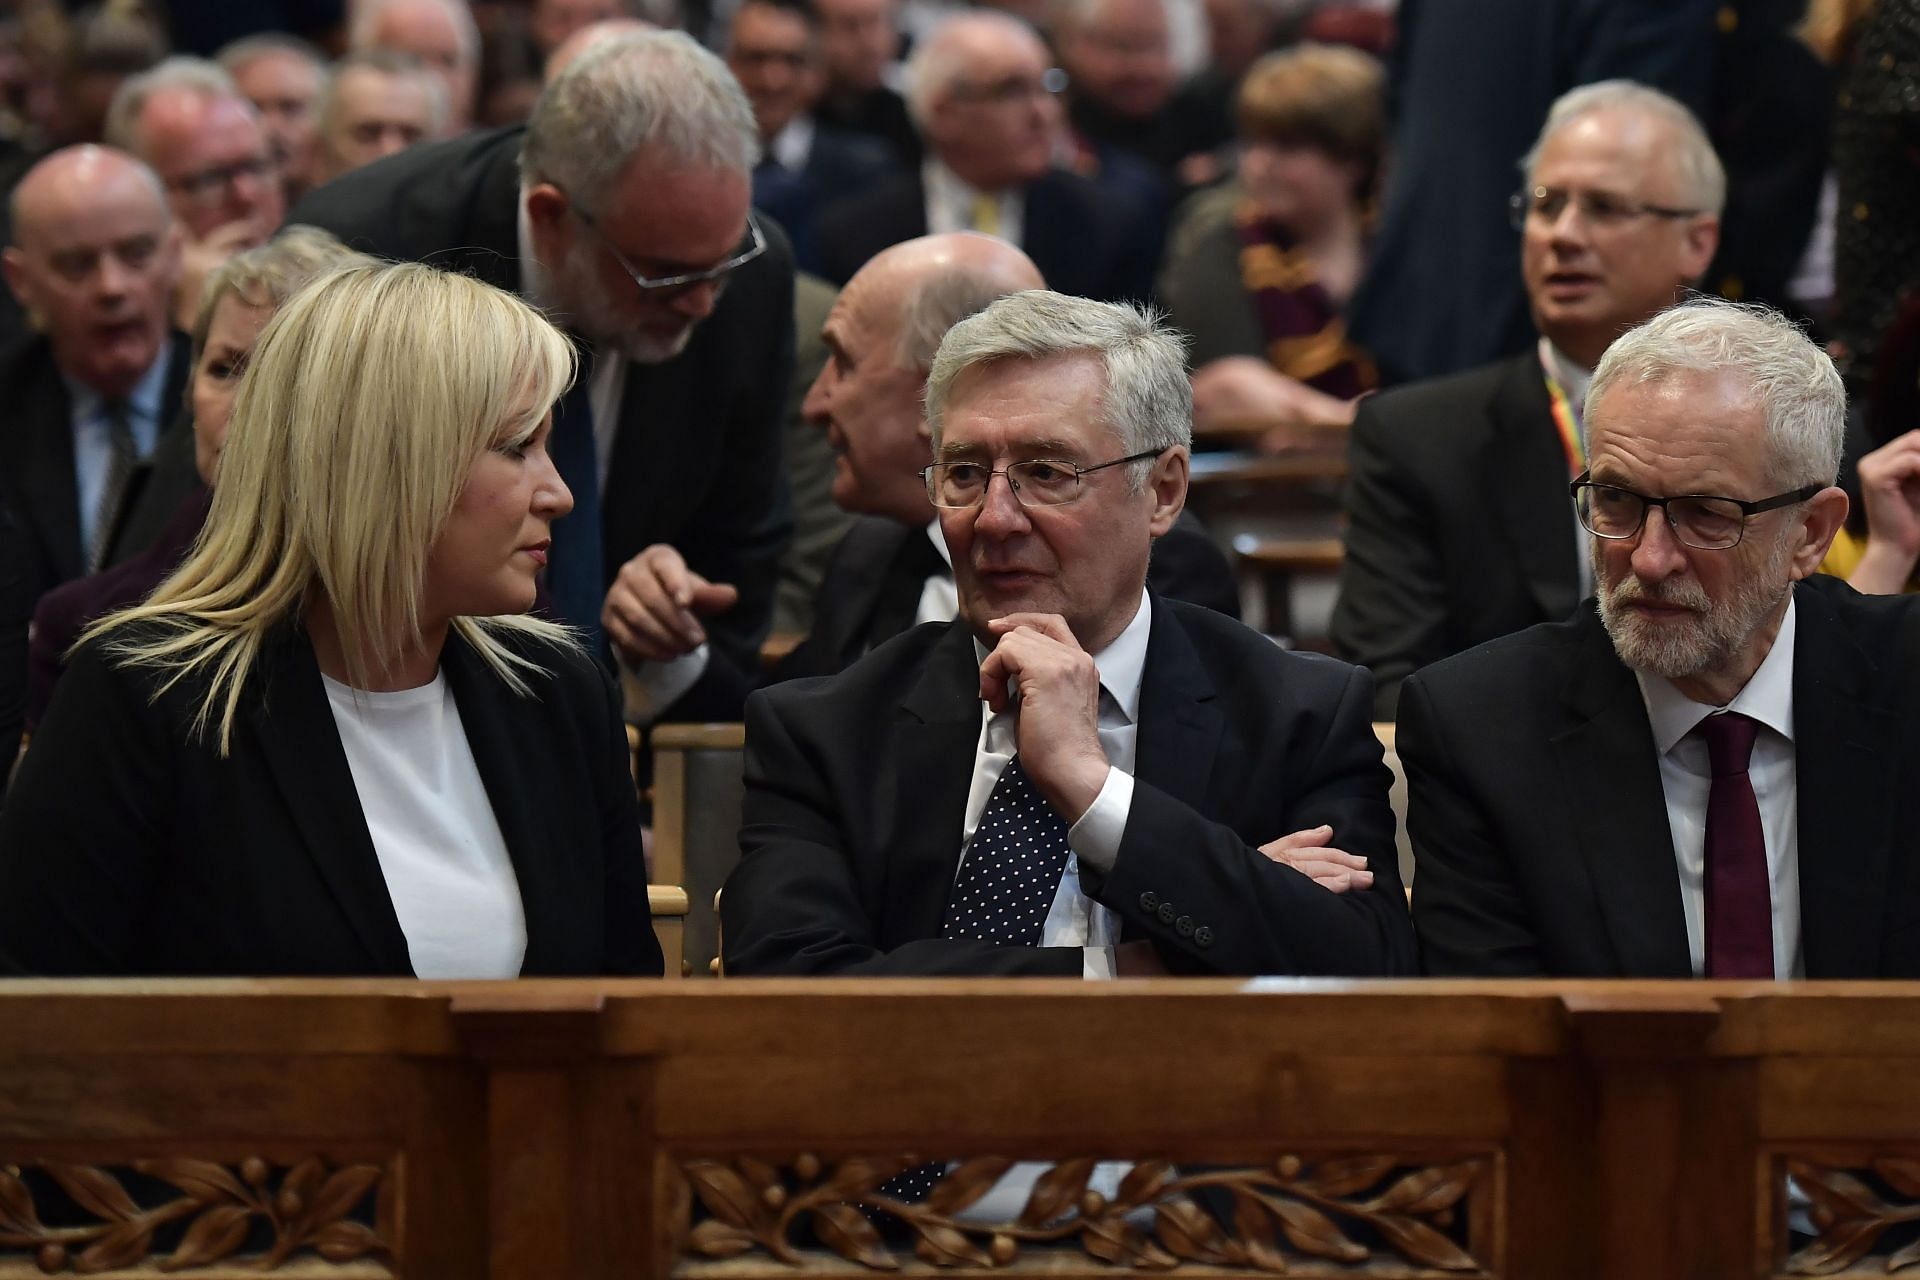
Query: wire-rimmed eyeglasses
[[921, 450, 1165, 509]]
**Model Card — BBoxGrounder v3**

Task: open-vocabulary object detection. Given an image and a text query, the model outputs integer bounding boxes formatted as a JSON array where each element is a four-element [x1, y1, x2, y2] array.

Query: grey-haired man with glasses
[[291, 30, 796, 683], [723, 290, 1414, 978], [1401, 298, 1920, 981]]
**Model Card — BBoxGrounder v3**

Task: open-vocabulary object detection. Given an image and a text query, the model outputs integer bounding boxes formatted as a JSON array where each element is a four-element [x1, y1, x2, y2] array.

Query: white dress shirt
[[1634, 599, 1802, 977], [66, 351, 170, 557], [768, 116, 815, 173], [923, 158, 1025, 246]]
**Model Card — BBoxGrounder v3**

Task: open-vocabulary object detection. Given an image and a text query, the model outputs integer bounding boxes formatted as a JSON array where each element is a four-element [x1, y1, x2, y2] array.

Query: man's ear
[[1788, 485, 1850, 580], [1681, 212, 1721, 283], [2, 246, 31, 311], [523, 183, 573, 261], [1146, 446, 1188, 537]]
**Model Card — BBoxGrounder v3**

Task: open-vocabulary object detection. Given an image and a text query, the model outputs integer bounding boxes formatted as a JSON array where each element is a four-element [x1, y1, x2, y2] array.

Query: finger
[[1283, 859, 1376, 884], [638, 546, 695, 607], [1259, 824, 1334, 855], [689, 581, 740, 615], [987, 612, 1078, 646], [978, 648, 1013, 712], [607, 584, 695, 656], [629, 562, 706, 646], [602, 602, 675, 663]]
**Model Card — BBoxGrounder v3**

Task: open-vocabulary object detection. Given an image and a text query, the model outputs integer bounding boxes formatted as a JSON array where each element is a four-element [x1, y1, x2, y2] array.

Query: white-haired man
[[351, 0, 480, 132], [723, 290, 1413, 978], [309, 52, 448, 186], [1334, 80, 1724, 719], [292, 31, 795, 681], [816, 10, 1152, 303], [1401, 297, 1920, 980]]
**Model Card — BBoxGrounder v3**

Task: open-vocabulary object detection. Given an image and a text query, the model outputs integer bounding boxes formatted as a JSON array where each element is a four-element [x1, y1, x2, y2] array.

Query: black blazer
[[1398, 575, 1920, 979], [0, 496, 27, 788], [815, 168, 1155, 303], [662, 509, 1242, 722], [288, 128, 797, 677], [0, 622, 662, 977], [0, 332, 195, 605], [722, 595, 1414, 977], [1331, 350, 1582, 719]]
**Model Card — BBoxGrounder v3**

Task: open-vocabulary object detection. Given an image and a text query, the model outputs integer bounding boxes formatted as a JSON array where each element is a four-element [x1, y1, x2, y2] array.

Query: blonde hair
[[93, 262, 579, 752], [187, 225, 375, 381]]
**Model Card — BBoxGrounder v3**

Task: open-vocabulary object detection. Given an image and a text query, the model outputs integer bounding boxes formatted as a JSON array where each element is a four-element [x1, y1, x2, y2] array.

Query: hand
[[977, 613, 1110, 822], [602, 543, 739, 665], [1851, 429, 1920, 594], [1114, 939, 1169, 977], [1189, 357, 1361, 450], [1258, 825, 1374, 893], [174, 220, 268, 330]]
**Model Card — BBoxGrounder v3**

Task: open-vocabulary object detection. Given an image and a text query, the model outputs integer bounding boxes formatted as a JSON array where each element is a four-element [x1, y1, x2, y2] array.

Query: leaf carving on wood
[[0, 1155, 396, 1274], [1781, 1155, 1920, 1276], [673, 1151, 1492, 1274]]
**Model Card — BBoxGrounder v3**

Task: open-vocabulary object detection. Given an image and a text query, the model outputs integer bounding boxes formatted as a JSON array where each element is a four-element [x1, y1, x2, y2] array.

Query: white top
[[923, 158, 1025, 246], [957, 589, 1151, 980], [322, 672, 528, 979], [1634, 598, 1802, 978]]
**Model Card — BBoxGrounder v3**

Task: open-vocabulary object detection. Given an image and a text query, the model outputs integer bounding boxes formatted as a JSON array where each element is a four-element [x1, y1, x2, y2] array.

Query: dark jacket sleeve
[[582, 649, 665, 977], [723, 687, 1083, 976], [1330, 395, 1450, 719], [1081, 659, 1416, 977]]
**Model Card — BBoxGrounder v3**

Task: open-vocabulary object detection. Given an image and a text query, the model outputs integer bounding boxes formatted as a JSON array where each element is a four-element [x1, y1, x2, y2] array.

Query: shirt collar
[[770, 116, 815, 172], [1539, 337, 1594, 423], [924, 517, 953, 568], [1636, 595, 1797, 754], [967, 589, 1152, 725], [65, 341, 171, 429]]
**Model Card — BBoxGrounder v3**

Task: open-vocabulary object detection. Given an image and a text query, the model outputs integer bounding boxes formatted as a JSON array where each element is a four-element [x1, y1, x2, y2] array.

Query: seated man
[[723, 290, 1413, 977], [309, 52, 449, 186], [1332, 81, 1723, 718], [610, 232, 1239, 721], [1401, 298, 1920, 979]]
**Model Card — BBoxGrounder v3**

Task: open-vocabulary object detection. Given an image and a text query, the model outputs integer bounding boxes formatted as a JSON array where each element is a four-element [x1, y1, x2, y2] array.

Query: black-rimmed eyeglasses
[[570, 202, 767, 297], [1570, 470, 1823, 550], [922, 450, 1165, 509]]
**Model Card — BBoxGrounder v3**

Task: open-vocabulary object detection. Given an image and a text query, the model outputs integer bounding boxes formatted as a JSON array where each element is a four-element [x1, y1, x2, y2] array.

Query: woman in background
[[0, 262, 661, 979]]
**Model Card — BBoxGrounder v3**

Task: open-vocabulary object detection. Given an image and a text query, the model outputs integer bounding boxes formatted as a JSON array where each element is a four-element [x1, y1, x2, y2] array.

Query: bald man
[[0, 147, 196, 604], [354, 0, 480, 131], [613, 232, 1238, 722]]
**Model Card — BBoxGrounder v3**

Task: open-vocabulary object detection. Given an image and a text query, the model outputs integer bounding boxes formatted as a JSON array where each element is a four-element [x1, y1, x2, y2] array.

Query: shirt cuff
[[618, 644, 711, 725], [1067, 766, 1132, 875], [1082, 946, 1115, 980]]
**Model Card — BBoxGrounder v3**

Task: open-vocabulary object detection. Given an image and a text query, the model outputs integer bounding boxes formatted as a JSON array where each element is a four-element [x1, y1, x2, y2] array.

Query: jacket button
[[1194, 926, 1215, 948], [1157, 903, 1176, 925], [1139, 891, 1159, 912], [1175, 915, 1195, 938]]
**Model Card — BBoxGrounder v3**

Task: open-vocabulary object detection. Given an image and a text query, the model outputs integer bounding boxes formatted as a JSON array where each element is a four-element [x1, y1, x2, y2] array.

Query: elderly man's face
[[1520, 107, 1718, 367], [1588, 367, 1835, 700], [937, 351, 1184, 652], [140, 91, 284, 240], [1060, 0, 1173, 121], [802, 275, 931, 523], [548, 150, 753, 364], [729, 2, 821, 143], [320, 66, 438, 181], [926, 26, 1059, 191], [3, 164, 179, 397], [368, 1, 474, 127], [229, 50, 323, 196]]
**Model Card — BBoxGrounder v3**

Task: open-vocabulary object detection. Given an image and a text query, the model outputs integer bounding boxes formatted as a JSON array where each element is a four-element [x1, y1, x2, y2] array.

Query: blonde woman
[[0, 263, 662, 979], [26, 227, 374, 732]]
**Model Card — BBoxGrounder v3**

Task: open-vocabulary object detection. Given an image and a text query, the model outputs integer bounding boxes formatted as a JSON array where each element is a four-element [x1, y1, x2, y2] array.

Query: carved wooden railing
[[5, 980, 1920, 1278]]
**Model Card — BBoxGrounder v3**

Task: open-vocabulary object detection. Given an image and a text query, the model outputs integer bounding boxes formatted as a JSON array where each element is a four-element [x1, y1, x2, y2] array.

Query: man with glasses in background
[[104, 58, 286, 332], [816, 10, 1153, 304], [1400, 297, 1920, 980], [722, 290, 1413, 978], [1332, 81, 1722, 720], [292, 30, 795, 688]]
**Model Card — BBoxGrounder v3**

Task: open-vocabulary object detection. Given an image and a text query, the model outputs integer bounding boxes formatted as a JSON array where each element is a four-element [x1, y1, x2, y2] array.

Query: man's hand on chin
[[977, 612, 1110, 822]]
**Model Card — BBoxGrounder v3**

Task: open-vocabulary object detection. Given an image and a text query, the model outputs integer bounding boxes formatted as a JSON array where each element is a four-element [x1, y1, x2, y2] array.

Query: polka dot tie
[[941, 756, 1072, 946]]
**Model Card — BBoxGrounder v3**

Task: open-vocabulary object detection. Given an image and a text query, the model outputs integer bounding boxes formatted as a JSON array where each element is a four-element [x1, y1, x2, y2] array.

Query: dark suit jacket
[[815, 168, 1155, 303], [664, 508, 1242, 722], [1331, 351, 1581, 719], [0, 622, 662, 978], [0, 333, 195, 605], [1399, 575, 1920, 978], [0, 497, 27, 789], [722, 595, 1414, 977], [288, 127, 797, 677], [755, 127, 899, 278]]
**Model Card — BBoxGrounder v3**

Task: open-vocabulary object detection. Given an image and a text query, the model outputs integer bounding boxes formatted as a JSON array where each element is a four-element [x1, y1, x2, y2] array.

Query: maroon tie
[[1698, 712, 1774, 978]]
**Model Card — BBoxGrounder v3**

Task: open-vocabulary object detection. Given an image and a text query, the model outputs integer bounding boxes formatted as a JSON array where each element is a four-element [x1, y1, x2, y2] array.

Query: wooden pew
[[3, 980, 1919, 1278], [651, 723, 748, 978]]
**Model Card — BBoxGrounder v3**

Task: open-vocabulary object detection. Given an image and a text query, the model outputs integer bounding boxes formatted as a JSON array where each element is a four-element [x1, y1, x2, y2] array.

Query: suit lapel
[[813, 518, 908, 668], [1486, 352, 1582, 624], [249, 626, 414, 972], [1550, 613, 1694, 977], [1791, 583, 1895, 977], [886, 622, 984, 943], [1132, 598, 1223, 813]]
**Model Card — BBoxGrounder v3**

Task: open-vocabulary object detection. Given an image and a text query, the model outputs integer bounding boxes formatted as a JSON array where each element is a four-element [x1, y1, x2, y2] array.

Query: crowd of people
[[0, 0, 1916, 985]]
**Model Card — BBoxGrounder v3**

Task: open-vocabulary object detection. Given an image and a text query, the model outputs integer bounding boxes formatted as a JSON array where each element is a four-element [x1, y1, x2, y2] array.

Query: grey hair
[[925, 290, 1191, 490], [215, 33, 326, 77], [904, 11, 1043, 129], [1589, 297, 1845, 488], [351, 0, 482, 66], [103, 56, 242, 154], [896, 263, 1038, 370], [1521, 79, 1726, 215], [521, 30, 759, 208], [317, 50, 451, 138]]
